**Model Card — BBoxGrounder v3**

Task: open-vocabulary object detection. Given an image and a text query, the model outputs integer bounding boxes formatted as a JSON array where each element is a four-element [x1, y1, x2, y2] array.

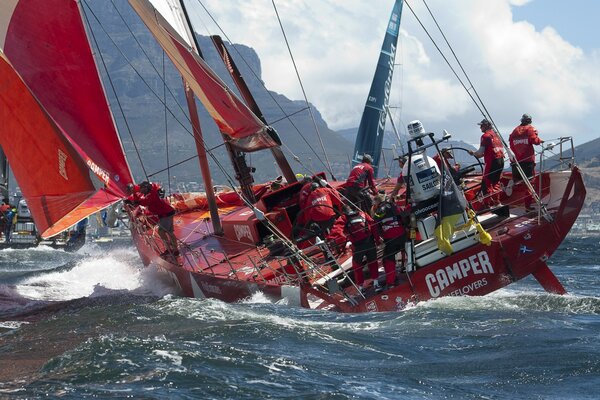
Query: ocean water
[[0, 237, 599, 399]]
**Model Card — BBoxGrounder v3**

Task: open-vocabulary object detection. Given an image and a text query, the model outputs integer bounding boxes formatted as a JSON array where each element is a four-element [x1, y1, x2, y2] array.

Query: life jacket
[[373, 201, 405, 239], [344, 212, 371, 242]]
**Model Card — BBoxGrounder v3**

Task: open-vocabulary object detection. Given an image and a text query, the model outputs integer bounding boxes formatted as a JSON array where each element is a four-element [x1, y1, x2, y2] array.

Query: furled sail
[[352, 0, 403, 177], [0, 0, 133, 237], [128, 0, 281, 152]]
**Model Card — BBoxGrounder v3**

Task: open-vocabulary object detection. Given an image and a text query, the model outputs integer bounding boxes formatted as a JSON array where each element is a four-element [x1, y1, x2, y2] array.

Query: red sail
[[0, 0, 132, 237], [129, 0, 280, 152], [0, 58, 122, 237]]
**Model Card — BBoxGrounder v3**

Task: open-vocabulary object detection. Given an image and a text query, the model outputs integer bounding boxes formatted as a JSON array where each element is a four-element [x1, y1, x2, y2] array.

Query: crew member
[[303, 182, 343, 236], [433, 148, 459, 172], [2, 202, 15, 243], [334, 206, 381, 293], [373, 195, 407, 288], [468, 119, 505, 207], [344, 154, 377, 213], [390, 156, 407, 199], [0, 199, 10, 242], [128, 181, 178, 257], [509, 113, 544, 210], [297, 174, 314, 210]]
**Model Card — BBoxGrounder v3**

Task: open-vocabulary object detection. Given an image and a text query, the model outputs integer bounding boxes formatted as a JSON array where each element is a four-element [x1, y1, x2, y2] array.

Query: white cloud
[[193, 0, 600, 145]]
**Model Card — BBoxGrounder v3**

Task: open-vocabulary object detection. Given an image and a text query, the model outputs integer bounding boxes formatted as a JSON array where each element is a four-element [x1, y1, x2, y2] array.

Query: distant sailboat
[[352, 0, 403, 177], [0, 147, 86, 251]]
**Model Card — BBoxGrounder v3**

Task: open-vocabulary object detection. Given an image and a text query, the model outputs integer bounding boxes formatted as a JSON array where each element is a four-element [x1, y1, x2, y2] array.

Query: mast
[[184, 81, 223, 234], [211, 35, 296, 186], [170, 0, 223, 233], [352, 0, 403, 177]]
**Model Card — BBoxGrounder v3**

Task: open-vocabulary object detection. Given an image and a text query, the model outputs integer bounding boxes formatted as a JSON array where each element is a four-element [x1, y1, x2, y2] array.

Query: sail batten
[[353, 0, 403, 177]]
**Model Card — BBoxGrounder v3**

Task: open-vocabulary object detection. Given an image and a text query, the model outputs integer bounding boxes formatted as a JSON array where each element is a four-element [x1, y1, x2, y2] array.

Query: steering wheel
[[445, 146, 485, 193]]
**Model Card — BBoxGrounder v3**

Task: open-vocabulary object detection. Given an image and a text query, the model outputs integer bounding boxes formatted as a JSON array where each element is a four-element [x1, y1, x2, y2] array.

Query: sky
[[188, 0, 600, 147]]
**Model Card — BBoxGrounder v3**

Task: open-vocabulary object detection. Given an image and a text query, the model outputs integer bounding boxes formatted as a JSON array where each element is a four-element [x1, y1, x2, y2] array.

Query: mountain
[[570, 137, 600, 206], [83, 2, 353, 188]]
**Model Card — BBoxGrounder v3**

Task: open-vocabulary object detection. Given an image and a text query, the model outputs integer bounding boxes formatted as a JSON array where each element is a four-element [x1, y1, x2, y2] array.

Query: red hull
[[129, 168, 585, 313]]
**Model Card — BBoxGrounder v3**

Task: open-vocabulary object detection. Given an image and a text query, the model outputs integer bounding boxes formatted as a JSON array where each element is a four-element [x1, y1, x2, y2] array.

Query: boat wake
[[414, 288, 600, 315], [0, 246, 178, 322]]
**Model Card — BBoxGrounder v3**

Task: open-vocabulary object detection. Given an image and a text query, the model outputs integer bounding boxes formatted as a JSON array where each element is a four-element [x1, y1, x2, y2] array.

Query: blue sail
[[352, 0, 403, 177]]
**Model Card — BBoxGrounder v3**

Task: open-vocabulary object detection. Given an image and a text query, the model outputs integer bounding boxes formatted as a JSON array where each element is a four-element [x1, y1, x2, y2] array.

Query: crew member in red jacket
[[509, 114, 544, 210], [373, 197, 407, 287], [344, 154, 377, 213], [303, 182, 343, 235], [334, 206, 381, 292], [469, 119, 505, 206], [433, 148, 459, 172], [297, 175, 314, 210], [128, 181, 178, 257]]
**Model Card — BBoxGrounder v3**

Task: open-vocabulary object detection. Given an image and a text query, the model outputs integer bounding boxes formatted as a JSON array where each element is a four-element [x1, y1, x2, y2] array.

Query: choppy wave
[[0, 237, 599, 398]]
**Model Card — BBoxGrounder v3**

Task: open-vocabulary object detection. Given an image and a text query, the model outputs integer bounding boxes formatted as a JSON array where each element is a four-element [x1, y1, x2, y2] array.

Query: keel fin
[[532, 263, 567, 295]]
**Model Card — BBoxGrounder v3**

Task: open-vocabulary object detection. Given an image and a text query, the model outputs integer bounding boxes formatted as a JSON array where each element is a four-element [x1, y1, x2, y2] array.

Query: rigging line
[[403, 1, 486, 118], [420, 0, 499, 133], [269, 106, 311, 125], [163, 51, 172, 193], [271, 0, 336, 180], [86, 1, 222, 181], [109, 0, 193, 128], [188, 0, 332, 174], [146, 144, 223, 179], [87, 2, 255, 202], [420, 0, 494, 129], [81, 0, 148, 180], [417, 0, 546, 214], [84, 3, 194, 139]]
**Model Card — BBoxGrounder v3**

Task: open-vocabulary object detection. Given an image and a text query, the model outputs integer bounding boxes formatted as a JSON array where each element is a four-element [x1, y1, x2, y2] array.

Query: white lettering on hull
[[425, 251, 494, 297]]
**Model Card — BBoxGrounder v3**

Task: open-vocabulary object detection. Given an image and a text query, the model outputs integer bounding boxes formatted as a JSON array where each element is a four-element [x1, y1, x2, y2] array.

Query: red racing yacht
[[0, 0, 585, 312]]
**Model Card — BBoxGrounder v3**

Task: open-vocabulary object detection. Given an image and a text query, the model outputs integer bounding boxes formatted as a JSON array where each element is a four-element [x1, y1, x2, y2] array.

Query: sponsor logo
[[512, 138, 529, 145], [58, 149, 68, 180], [311, 196, 327, 206], [234, 224, 253, 242], [447, 278, 488, 297], [86, 159, 110, 186], [425, 250, 494, 298], [377, 43, 397, 135], [523, 232, 532, 240]]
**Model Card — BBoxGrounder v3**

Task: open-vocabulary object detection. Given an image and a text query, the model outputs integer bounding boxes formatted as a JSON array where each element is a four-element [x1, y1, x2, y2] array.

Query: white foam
[[13, 248, 176, 301]]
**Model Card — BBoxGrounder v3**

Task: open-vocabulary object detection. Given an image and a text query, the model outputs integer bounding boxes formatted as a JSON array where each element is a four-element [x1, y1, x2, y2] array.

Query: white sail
[[146, 0, 196, 49]]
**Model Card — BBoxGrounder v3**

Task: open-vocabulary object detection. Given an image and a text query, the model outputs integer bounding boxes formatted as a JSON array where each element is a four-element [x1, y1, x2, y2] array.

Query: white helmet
[[407, 120, 425, 137]]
